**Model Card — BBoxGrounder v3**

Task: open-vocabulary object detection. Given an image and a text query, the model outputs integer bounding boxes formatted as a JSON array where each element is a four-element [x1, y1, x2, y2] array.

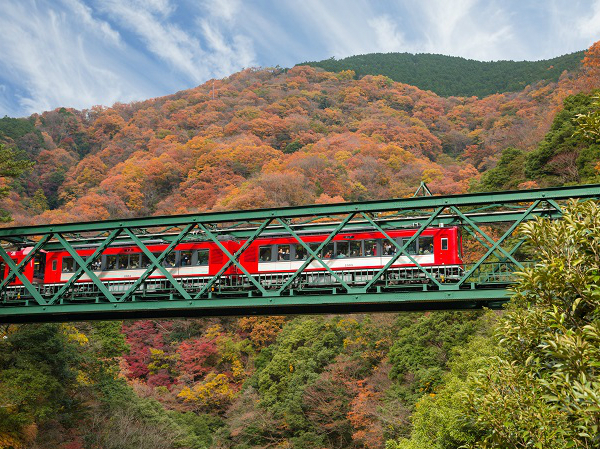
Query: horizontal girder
[[0, 288, 510, 324]]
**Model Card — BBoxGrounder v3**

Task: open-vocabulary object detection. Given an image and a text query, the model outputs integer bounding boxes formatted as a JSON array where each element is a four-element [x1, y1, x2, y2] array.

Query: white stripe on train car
[[257, 254, 435, 272]]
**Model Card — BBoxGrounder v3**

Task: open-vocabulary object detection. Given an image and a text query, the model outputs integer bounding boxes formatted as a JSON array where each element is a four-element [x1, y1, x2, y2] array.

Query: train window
[[33, 255, 45, 278], [259, 246, 273, 262], [117, 255, 129, 270], [381, 240, 396, 256], [441, 238, 448, 251], [105, 255, 117, 270], [196, 250, 209, 266], [277, 245, 291, 261], [399, 239, 418, 255], [0, 260, 5, 277], [419, 237, 434, 254], [89, 257, 102, 271], [129, 254, 141, 269], [321, 242, 335, 259], [180, 250, 193, 266], [62, 257, 77, 272], [335, 241, 350, 258], [349, 240, 362, 257], [364, 240, 378, 256], [164, 252, 176, 268], [294, 244, 308, 260], [141, 252, 162, 268], [52, 260, 57, 271]]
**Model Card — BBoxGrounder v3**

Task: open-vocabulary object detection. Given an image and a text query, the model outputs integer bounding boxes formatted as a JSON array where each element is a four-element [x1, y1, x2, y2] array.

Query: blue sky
[[1, 0, 599, 117]]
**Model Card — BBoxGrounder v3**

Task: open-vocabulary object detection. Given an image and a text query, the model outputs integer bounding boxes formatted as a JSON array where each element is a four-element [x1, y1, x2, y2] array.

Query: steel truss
[[1, 184, 600, 323]]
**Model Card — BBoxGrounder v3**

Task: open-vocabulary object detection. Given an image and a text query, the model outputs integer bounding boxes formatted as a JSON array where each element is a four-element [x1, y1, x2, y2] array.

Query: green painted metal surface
[[1, 184, 599, 323]]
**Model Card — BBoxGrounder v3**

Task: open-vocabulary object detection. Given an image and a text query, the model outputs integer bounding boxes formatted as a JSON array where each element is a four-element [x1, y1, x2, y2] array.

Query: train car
[[1, 226, 463, 291], [240, 226, 462, 275]]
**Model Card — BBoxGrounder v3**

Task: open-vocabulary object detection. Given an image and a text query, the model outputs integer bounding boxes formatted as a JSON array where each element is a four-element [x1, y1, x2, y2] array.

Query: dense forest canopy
[[1, 42, 600, 449], [301, 51, 585, 97]]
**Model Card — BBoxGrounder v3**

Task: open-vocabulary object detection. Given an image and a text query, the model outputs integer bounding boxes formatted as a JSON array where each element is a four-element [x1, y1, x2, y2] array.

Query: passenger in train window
[[350, 241, 362, 257], [278, 245, 291, 261], [419, 237, 434, 254], [259, 246, 272, 262], [106, 255, 117, 270], [130, 255, 141, 269], [364, 240, 377, 256], [164, 253, 176, 267], [180, 251, 192, 266], [383, 242, 394, 256], [118, 255, 129, 270], [91, 259, 102, 270], [294, 244, 307, 260]]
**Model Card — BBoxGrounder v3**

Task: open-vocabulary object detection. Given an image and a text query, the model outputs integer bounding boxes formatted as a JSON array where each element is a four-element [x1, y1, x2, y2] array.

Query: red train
[[1, 227, 463, 293]]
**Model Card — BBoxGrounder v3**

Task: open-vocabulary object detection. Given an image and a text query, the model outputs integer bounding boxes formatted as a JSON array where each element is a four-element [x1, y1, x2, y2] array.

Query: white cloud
[[202, 0, 241, 22], [99, 0, 256, 84], [99, 0, 206, 83], [0, 0, 152, 116], [368, 15, 406, 52], [576, 0, 600, 41], [415, 0, 516, 61]]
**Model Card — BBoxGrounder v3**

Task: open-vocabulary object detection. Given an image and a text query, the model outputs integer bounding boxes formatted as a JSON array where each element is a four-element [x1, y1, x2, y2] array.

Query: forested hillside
[[301, 51, 585, 97], [1, 42, 600, 448], [1, 43, 599, 226]]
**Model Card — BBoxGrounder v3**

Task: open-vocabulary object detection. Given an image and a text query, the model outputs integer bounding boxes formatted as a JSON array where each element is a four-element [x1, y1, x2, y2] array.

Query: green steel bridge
[[1, 184, 600, 324]]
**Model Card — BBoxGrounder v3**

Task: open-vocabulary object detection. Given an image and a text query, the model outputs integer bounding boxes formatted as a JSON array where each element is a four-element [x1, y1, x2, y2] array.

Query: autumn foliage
[[0, 42, 598, 225]]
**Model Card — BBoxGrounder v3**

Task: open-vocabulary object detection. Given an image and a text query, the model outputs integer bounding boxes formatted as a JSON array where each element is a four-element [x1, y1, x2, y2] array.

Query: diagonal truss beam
[[196, 223, 269, 296], [55, 234, 119, 303], [48, 229, 122, 305], [120, 225, 197, 301], [194, 219, 273, 299], [456, 201, 540, 287], [361, 208, 445, 290], [275, 216, 355, 294], [0, 245, 47, 305], [451, 206, 523, 268], [0, 234, 51, 290], [360, 211, 444, 289]]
